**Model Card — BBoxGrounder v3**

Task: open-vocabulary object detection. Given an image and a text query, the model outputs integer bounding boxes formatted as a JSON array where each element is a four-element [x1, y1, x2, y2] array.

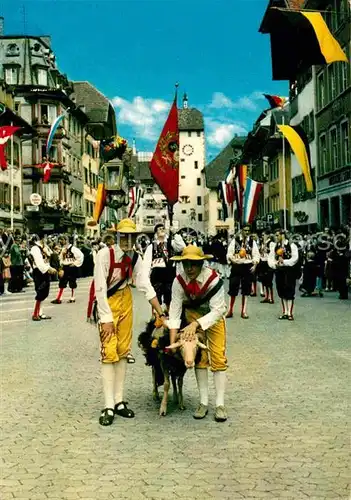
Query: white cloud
[[206, 120, 248, 148], [209, 90, 265, 111], [112, 95, 170, 141]]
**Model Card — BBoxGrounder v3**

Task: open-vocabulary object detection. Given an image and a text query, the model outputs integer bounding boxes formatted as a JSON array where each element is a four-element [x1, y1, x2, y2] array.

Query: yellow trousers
[[184, 309, 227, 372], [99, 286, 133, 363]]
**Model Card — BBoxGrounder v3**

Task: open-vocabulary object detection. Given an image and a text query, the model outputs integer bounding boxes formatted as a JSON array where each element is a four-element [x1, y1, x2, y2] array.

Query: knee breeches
[[99, 286, 133, 363]]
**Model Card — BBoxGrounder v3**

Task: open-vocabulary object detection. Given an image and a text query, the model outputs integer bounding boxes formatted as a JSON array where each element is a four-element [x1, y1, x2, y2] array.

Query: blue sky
[[1, 0, 287, 161]]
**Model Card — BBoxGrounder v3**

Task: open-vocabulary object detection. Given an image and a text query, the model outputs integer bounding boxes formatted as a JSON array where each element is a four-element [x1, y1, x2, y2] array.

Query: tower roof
[[178, 108, 204, 131]]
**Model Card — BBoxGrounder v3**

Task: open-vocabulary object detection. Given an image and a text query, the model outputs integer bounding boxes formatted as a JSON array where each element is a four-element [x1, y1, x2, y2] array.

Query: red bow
[[186, 280, 201, 297]]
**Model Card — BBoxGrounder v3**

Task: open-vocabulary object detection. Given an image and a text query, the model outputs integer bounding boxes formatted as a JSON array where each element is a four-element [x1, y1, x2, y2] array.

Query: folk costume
[[257, 235, 274, 304], [226, 234, 260, 319], [90, 219, 158, 427], [268, 239, 299, 320], [30, 236, 54, 321], [52, 239, 84, 304], [142, 226, 185, 310], [168, 246, 228, 422]]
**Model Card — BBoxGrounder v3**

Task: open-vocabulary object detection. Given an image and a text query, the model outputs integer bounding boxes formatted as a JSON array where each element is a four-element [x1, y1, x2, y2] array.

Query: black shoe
[[99, 408, 115, 426], [278, 314, 288, 320], [39, 315, 52, 320], [114, 401, 135, 418], [51, 299, 62, 304]]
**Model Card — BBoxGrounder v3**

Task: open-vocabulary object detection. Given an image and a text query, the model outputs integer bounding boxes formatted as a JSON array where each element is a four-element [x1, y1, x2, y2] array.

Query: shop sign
[[30, 193, 42, 206]]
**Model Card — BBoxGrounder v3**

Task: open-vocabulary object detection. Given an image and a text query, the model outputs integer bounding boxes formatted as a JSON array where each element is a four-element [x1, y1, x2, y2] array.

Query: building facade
[[310, 0, 350, 228], [0, 81, 35, 231], [205, 135, 246, 236]]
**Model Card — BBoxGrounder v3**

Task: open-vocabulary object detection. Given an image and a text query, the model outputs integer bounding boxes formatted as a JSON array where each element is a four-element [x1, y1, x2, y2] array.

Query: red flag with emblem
[[149, 93, 179, 205], [0, 126, 21, 171]]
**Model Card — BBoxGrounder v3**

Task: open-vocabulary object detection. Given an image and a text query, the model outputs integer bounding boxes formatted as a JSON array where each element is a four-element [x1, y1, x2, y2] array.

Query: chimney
[[0, 17, 4, 37], [183, 92, 188, 109]]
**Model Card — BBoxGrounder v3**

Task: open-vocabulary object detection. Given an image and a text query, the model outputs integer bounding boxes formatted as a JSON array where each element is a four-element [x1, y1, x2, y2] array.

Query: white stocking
[[114, 358, 127, 407], [195, 368, 208, 406], [213, 371, 226, 407], [101, 363, 115, 411]]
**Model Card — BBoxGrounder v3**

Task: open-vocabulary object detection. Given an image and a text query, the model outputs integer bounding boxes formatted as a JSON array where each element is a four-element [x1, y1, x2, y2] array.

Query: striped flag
[[243, 178, 264, 225], [218, 181, 235, 220], [128, 185, 144, 218]]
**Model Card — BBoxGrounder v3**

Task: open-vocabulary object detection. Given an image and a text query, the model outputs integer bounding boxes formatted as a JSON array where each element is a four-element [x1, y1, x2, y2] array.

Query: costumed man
[[90, 219, 166, 427], [167, 245, 228, 422], [51, 235, 84, 304], [226, 225, 260, 319], [30, 233, 57, 321], [142, 223, 185, 316], [257, 230, 275, 304], [268, 229, 299, 320]]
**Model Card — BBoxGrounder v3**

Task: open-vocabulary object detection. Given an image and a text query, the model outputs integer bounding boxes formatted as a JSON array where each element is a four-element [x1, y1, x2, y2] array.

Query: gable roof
[[133, 160, 153, 182], [72, 81, 113, 124], [205, 136, 246, 189]]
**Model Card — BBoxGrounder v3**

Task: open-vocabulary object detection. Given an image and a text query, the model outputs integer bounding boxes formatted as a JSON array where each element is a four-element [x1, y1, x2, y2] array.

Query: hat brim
[[170, 254, 213, 261], [117, 227, 136, 233]]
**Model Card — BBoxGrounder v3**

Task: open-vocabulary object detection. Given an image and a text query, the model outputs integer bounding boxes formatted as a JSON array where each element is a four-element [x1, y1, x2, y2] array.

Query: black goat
[[138, 320, 200, 416]]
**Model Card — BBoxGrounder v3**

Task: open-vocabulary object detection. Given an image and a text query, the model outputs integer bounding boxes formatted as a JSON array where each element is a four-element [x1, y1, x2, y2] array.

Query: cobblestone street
[[0, 278, 350, 500]]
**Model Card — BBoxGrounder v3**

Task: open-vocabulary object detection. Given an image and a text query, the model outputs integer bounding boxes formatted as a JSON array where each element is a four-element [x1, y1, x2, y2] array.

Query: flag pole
[[282, 114, 287, 231], [10, 121, 14, 231]]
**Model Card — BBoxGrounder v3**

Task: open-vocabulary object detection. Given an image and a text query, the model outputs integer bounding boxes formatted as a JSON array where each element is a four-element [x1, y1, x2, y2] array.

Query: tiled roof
[[205, 136, 246, 189], [72, 81, 111, 124], [178, 108, 204, 131]]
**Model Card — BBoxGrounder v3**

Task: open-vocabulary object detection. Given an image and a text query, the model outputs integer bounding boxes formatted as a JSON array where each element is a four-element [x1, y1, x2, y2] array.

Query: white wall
[[289, 78, 318, 226]]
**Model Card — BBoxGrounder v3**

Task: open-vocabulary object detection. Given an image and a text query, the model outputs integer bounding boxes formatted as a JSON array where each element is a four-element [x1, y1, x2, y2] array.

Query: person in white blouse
[[268, 229, 299, 320], [167, 245, 228, 422], [92, 219, 165, 427], [30, 233, 57, 321]]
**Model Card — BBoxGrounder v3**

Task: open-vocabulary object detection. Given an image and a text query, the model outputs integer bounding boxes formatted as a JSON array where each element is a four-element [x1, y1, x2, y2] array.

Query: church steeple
[[183, 92, 188, 109]]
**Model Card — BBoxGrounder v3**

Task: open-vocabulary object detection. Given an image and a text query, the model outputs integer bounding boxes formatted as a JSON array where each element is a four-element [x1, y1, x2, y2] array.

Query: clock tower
[[174, 94, 206, 235]]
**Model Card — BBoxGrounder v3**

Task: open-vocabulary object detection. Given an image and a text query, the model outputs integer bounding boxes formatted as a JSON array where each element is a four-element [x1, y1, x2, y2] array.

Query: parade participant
[[166, 245, 227, 422], [268, 229, 299, 320], [141, 223, 185, 316], [226, 225, 260, 319], [51, 235, 84, 304], [30, 233, 57, 321], [250, 233, 260, 296], [91, 219, 165, 426], [257, 230, 275, 304]]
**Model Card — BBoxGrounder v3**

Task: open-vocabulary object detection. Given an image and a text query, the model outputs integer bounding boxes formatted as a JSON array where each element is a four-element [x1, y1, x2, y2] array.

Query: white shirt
[[30, 243, 51, 274], [226, 238, 260, 265], [167, 267, 227, 331], [268, 240, 299, 269], [94, 244, 155, 323], [60, 244, 84, 267]]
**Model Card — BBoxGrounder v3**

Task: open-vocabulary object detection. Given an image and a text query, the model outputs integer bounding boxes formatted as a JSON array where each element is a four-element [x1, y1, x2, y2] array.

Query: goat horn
[[197, 340, 208, 350]]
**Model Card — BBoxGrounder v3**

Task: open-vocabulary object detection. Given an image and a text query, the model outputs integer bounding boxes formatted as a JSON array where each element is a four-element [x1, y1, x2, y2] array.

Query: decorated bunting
[[243, 178, 264, 225], [128, 185, 144, 218], [218, 181, 235, 221], [0, 126, 21, 171]]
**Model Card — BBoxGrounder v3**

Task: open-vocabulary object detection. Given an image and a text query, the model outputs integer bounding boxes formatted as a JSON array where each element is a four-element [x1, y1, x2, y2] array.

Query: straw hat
[[116, 218, 137, 233], [170, 245, 213, 261]]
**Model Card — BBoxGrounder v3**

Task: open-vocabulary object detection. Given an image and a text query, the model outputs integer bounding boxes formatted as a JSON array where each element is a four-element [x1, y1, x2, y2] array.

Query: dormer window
[[37, 68, 48, 86], [6, 43, 20, 57], [4, 65, 19, 85]]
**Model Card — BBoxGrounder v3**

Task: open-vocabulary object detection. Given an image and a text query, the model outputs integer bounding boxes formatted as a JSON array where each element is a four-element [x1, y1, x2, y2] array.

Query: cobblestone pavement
[[0, 278, 350, 500]]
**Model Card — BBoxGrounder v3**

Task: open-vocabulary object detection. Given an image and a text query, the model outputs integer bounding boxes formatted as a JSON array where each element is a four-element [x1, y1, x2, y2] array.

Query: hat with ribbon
[[170, 245, 213, 261]]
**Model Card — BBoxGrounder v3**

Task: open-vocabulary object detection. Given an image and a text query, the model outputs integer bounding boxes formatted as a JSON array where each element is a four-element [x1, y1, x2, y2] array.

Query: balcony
[[22, 164, 72, 184], [32, 118, 68, 140]]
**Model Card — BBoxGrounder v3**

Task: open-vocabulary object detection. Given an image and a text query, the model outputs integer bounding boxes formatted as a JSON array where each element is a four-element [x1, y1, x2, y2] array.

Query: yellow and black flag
[[278, 124, 314, 192], [260, 8, 348, 80]]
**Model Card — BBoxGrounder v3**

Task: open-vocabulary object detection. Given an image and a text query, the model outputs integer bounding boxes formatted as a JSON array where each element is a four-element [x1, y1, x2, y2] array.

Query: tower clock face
[[182, 144, 194, 156]]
